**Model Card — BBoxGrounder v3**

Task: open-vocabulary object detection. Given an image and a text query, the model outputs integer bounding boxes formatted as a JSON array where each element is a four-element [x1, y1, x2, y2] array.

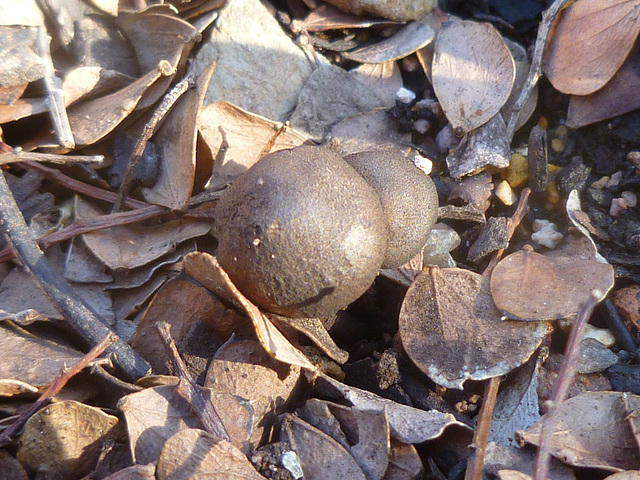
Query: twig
[[0, 169, 151, 380], [257, 121, 290, 162], [155, 321, 231, 441], [113, 61, 202, 213], [0, 204, 166, 263], [19, 161, 150, 209], [533, 291, 602, 480], [505, 0, 571, 140], [36, 26, 75, 150], [0, 151, 104, 166], [0, 333, 117, 447], [464, 376, 501, 480]]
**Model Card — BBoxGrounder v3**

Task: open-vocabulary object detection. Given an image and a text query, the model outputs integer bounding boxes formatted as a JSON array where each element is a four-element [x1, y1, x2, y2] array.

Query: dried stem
[[533, 292, 602, 480], [464, 376, 501, 480], [506, 0, 571, 140], [36, 26, 75, 149], [0, 151, 104, 166], [113, 61, 201, 213], [0, 169, 151, 380], [257, 121, 290, 162], [155, 321, 231, 441], [0, 333, 117, 447]]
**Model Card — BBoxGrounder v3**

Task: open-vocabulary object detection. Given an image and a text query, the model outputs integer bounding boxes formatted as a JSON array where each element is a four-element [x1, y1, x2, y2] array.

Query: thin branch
[[0, 151, 104, 166], [533, 291, 602, 480], [506, 0, 571, 140], [36, 26, 75, 149], [0, 169, 151, 380], [464, 376, 501, 480], [113, 61, 201, 213], [0, 333, 117, 447], [155, 321, 231, 441]]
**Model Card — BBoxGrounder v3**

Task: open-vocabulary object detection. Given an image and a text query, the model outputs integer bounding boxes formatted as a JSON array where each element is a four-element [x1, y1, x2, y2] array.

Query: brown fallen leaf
[[517, 391, 640, 472], [281, 413, 367, 480], [502, 38, 538, 132], [343, 18, 435, 64], [490, 235, 614, 321], [543, 0, 640, 96], [77, 197, 210, 270], [385, 439, 424, 480], [130, 275, 228, 376], [17, 400, 123, 479], [62, 66, 135, 106], [447, 171, 494, 213], [205, 339, 303, 445], [199, 101, 311, 190], [399, 266, 551, 389], [566, 39, 640, 128], [156, 428, 267, 480], [139, 61, 215, 209], [101, 464, 157, 480], [623, 393, 640, 451], [299, 4, 401, 32], [432, 20, 515, 133], [118, 384, 253, 464]]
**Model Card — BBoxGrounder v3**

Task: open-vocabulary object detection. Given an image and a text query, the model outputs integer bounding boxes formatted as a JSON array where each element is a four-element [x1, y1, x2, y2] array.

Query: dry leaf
[[624, 394, 640, 451], [67, 63, 168, 146], [101, 464, 157, 480], [543, 0, 640, 95], [0, 323, 85, 388], [0, 26, 44, 90], [156, 429, 267, 480], [62, 66, 134, 106], [517, 391, 640, 471], [603, 473, 640, 480], [321, 0, 437, 22], [199, 101, 311, 190], [567, 40, 640, 128], [343, 19, 435, 64], [399, 266, 551, 389], [502, 38, 538, 132], [300, 4, 400, 32], [384, 440, 423, 480], [205, 339, 303, 445], [447, 171, 494, 213], [140, 62, 215, 209], [118, 384, 254, 464], [17, 400, 122, 479], [445, 113, 511, 179], [281, 413, 367, 480], [490, 235, 614, 321], [77, 197, 210, 270], [130, 275, 227, 375], [432, 20, 515, 133], [350, 62, 403, 108], [329, 109, 411, 156], [183, 252, 317, 371], [485, 443, 575, 480]]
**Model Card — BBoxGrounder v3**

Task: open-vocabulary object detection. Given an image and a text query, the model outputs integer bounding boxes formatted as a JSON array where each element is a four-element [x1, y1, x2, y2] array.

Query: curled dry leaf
[[67, 62, 168, 146], [566, 40, 640, 128], [490, 235, 614, 321], [314, 373, 468, 443], [17, 400, 122, 479], [517, 391, 640, 471], [281, 413, 367, 480], [0, 323, 84, 388], [183, 252, 317, 371], [205, 339, 303, 446], [432, 20, 515, 133], [543, 0, 640, 96], [130, 275, 228, 375], [118, 384, 254, 464], [140, 61, 215, 209], [502, 38, 538, 132], [62, 66, 135, 106], [322, 0, 437, 22], [399, 266, 551, 389], [77, 197, 210, 270], [156, 429, 267, 480], [300, 4, 401, 32], [445, 113, 511, 179], [343, 18, 435, 64], [198, 101, 311, 190]]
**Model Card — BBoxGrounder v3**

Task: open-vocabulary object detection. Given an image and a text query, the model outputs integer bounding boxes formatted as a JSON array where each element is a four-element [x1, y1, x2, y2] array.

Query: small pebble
[[577, 338, 618, 374], [423, 223, 461, 268], [495, 180, 518, 206], [280, 451, 303, 479], [396, 87, 416, 104], [621, 190, 637, 207], [606, 171, 623, 188], [537, 116, 549, 129], [531, 219, 563, 248], [436, 125, 457, 153], [611, 285, 640, 331], [554, 124, 568, 138], [506, 153, 528, 188], [627, 151, 640, 169], [610, 197, 632, 218], [412, 153, 432, 175], [607, 363, 640, 395], [413, 118, 430, 134], [545, 180, 561, 206], [550, 137, 565, 153], [591, 176, 610, 189]]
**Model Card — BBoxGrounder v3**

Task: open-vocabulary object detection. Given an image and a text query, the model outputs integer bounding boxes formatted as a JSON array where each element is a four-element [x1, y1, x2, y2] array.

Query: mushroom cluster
[[214, 145, 438, 319]]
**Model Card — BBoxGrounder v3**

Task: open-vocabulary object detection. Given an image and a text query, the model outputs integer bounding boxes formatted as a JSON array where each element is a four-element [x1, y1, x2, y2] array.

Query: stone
[[195, 0, 313, 122], [556, 156, 591, 193], [577, 338, 618, 374], [323, 0, 437, 22]]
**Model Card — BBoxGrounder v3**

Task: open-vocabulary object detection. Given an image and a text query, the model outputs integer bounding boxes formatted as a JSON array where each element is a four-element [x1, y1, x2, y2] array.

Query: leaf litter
[[1, 0, 640, 478]]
